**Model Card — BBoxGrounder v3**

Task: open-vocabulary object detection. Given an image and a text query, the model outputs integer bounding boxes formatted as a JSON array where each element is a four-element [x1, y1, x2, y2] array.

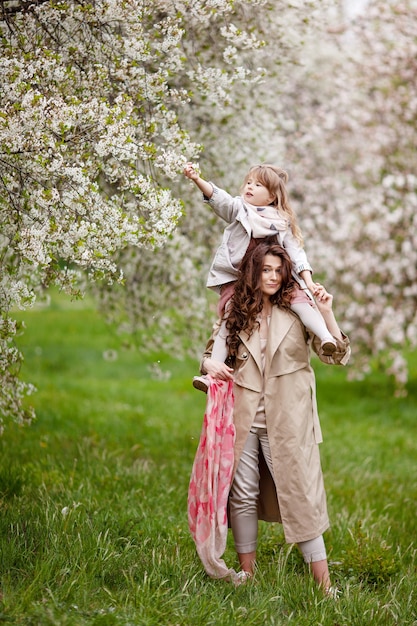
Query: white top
[[252, 315, 269, 428]]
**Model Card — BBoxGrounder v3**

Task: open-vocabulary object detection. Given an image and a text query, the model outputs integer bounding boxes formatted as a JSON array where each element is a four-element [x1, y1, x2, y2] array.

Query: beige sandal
[[233, 570, 252, 586], [324, 586, 341, 600]]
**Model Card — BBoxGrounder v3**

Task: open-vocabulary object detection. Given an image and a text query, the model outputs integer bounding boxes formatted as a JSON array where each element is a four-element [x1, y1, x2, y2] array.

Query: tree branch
[[0, 0, 50, 18]]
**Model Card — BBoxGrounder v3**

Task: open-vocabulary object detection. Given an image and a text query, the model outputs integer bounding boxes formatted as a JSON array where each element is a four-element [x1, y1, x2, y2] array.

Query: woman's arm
[[200, 329, 234, 381]]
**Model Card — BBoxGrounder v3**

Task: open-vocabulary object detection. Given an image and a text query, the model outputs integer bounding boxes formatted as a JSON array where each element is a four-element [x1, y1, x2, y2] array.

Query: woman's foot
[[233, 570, 252, 586], [324, 585, 341, 600]]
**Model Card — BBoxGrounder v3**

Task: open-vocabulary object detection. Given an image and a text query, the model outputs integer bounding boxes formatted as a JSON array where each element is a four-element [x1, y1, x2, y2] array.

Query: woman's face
[[260, 254, 282, 296]]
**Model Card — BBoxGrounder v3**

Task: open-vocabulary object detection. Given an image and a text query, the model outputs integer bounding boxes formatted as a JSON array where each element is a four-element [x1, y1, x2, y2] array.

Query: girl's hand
[[203, 358, 234, 381], [314, 283, 333, 311], [183, 161, 200, 181], [314, 284, 343, 341], [308, 283, 318, 296], [307, 281, 321, 296]]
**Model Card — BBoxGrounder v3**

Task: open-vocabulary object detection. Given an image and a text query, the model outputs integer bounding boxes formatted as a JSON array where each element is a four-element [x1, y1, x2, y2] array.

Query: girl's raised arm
[[183, 162, 213, 199]]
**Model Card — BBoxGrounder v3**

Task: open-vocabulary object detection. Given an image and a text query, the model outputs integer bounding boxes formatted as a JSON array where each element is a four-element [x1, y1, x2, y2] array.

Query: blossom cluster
[[0, 0, 272, 426], [89, 0, 330, 364], [5, 0, 413, 427], [268, 0, 417, 391]]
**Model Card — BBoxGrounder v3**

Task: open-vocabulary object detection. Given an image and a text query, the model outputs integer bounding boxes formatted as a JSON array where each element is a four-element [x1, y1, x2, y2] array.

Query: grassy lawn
[[1, 293, 417, 625]]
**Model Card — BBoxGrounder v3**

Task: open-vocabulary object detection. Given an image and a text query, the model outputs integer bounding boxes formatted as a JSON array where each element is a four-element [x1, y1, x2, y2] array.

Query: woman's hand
[[203, 358, 234, 381], [308, 280, 326, 298]]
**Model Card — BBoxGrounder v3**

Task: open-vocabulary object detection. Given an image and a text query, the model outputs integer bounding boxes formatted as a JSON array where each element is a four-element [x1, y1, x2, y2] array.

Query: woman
[[200, 240, 350, 593]]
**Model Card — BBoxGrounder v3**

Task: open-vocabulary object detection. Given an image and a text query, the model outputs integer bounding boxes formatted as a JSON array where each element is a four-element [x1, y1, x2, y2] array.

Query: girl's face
[[243, 176, 275, 207], [260, 254, 282, 297]]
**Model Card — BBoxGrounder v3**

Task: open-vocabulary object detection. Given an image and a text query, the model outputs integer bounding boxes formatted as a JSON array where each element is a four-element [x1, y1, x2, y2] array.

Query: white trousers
[[229, 427, 327, 563]]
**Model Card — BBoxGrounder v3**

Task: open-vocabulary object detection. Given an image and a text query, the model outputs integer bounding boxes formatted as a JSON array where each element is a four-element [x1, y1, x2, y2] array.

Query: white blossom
[[0, 0, 276, 426]]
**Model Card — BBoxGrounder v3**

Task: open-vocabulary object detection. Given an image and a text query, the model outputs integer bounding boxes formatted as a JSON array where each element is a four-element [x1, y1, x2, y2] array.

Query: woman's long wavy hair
[[226, 239, 296, 359], [240, 164, 304, 245]]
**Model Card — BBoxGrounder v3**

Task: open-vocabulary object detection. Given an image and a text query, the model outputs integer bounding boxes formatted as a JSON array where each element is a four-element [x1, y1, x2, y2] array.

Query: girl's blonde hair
[[241, 164, 303, 245]]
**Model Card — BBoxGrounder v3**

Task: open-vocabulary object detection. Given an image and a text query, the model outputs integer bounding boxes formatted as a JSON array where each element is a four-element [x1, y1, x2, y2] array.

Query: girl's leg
[[213, 293, 233, 362], [291, 302, 337, 355], [229, 429, 261, 576], [193, 319, 229, 392]]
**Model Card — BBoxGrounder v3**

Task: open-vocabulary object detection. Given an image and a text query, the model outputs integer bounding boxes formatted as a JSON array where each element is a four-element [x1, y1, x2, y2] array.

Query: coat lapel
[[264, 307, 296, 375], [238, 327, 263, 376], [238, 307, 296, 378]]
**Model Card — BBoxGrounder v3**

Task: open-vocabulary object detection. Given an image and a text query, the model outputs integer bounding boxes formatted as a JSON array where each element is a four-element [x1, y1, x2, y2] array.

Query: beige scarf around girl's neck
[[244, 201, 290, 238]]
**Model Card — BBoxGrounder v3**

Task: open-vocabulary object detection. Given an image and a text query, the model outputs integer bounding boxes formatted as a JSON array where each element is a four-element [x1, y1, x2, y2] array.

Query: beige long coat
[[202, 306, 350, 544]]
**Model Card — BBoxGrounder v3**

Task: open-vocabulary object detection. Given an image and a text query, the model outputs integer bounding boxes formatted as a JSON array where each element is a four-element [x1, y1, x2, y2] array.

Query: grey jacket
[[205, 184, 313, 292]]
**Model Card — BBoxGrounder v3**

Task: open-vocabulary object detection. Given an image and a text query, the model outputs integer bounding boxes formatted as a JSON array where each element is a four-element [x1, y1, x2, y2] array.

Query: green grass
[[1, 292, 417, 625]]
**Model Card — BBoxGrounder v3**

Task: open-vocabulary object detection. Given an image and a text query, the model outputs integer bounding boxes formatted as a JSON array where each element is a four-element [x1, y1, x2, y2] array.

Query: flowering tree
[[0, 0, 328, 427], [5, 0, 412, 430], [90, 1, 332, 349], [123, 0, 417, 393], [274, 0, 417, 391]]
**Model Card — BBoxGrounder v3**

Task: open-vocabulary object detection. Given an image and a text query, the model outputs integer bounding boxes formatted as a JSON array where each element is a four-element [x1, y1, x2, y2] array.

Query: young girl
[[183, 162, 337, 392]]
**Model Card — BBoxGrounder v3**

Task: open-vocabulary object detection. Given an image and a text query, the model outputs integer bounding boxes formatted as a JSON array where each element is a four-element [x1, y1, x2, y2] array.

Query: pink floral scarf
[[188, 377, 238, 582]]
